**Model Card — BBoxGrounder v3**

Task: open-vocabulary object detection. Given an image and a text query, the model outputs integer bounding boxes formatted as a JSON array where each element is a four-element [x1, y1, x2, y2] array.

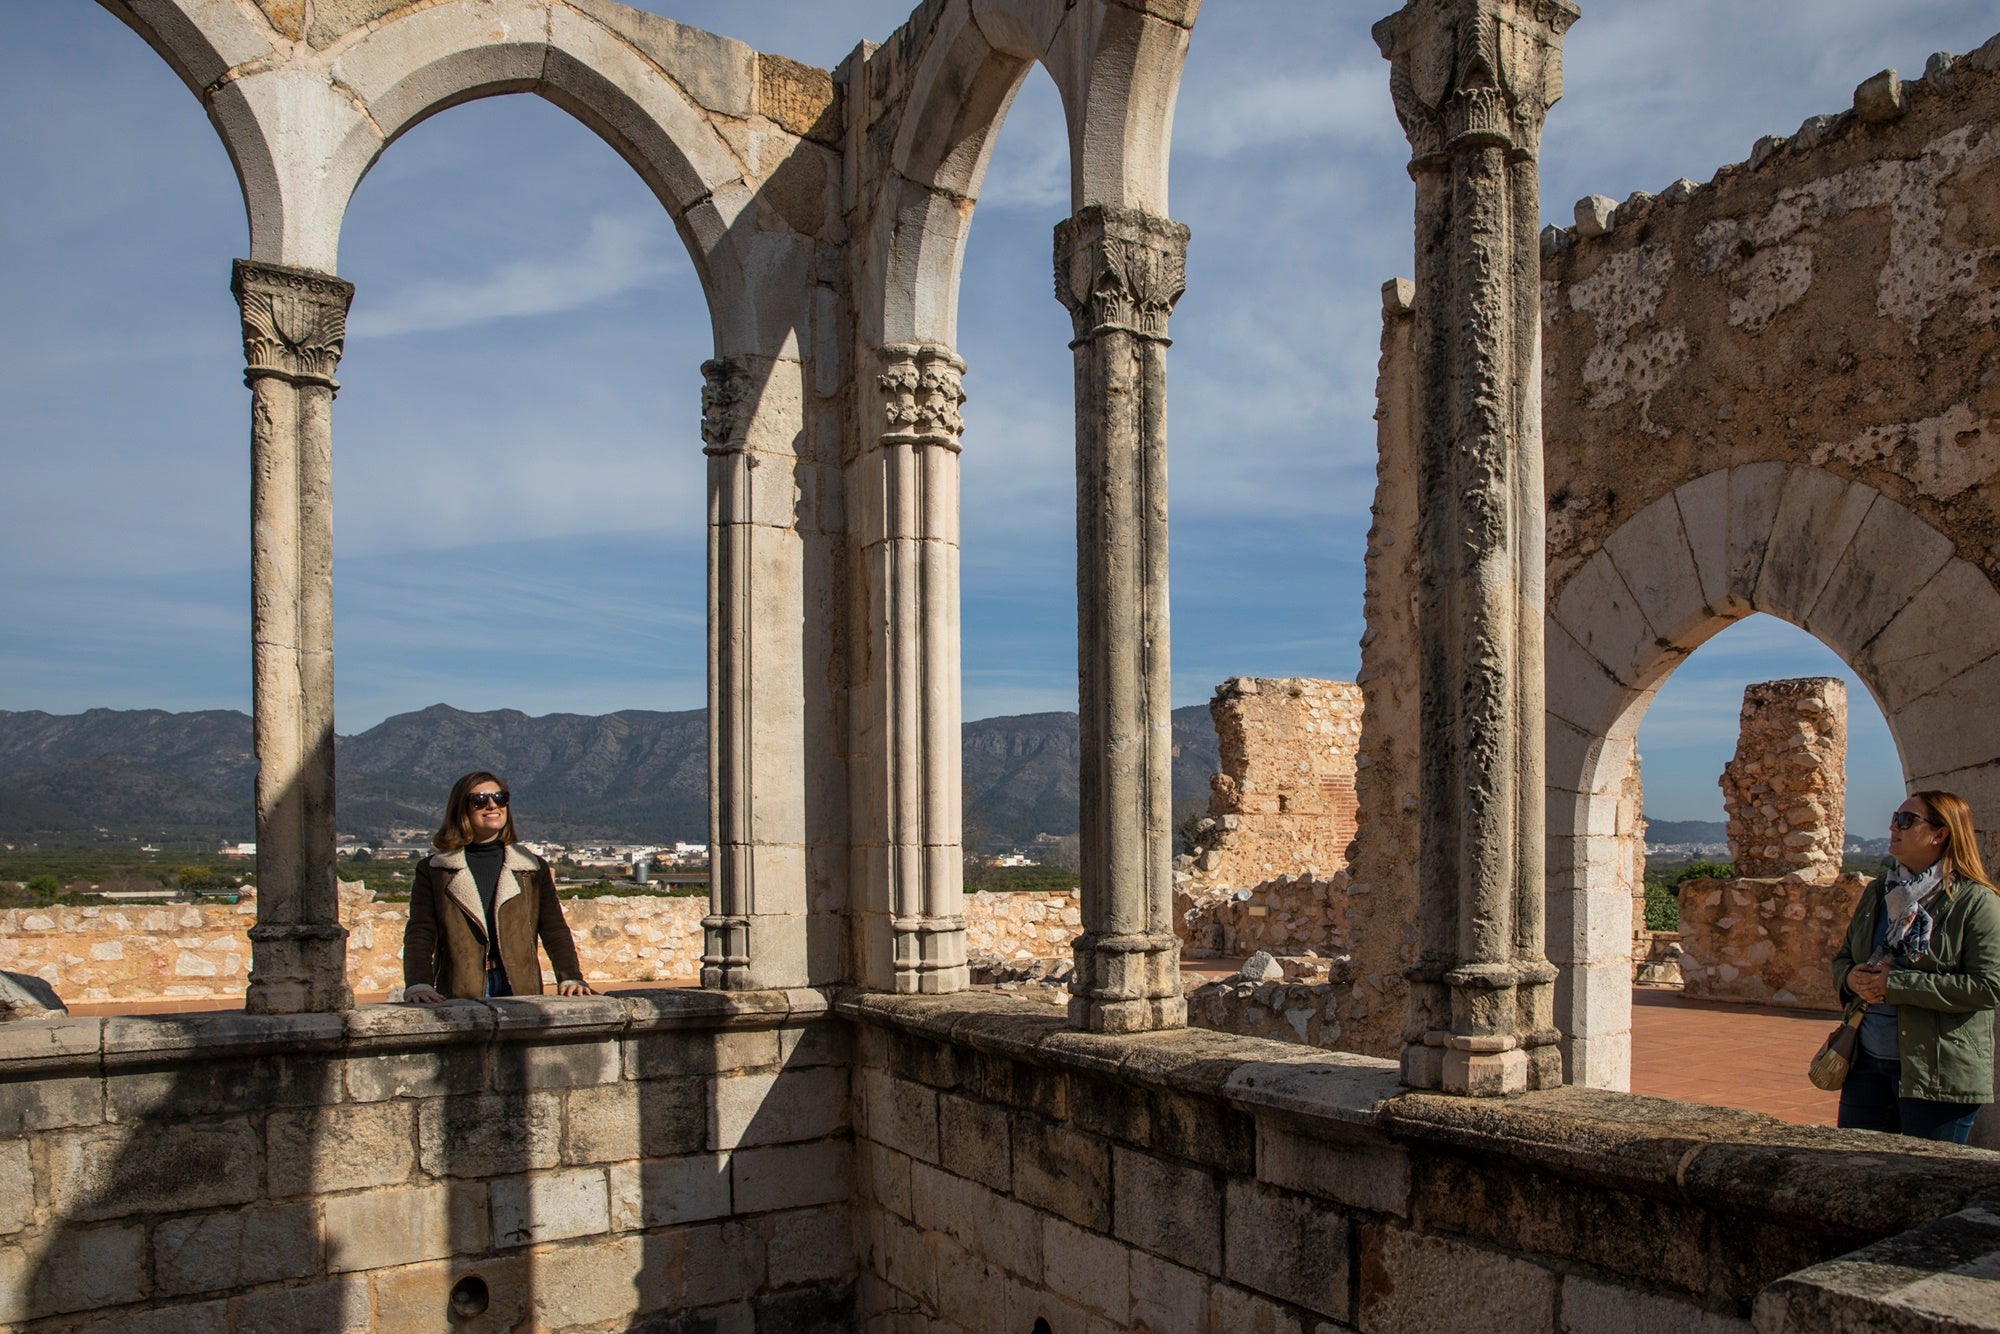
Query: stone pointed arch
[[868, 0, 1195, 347], [1545, 462, 2000, 1089]]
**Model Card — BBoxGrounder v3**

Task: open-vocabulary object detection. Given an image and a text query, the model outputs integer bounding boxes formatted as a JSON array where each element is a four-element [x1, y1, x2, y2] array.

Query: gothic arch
[[1545, 461, 2000, 1087], [869, 0, 1194, 346]]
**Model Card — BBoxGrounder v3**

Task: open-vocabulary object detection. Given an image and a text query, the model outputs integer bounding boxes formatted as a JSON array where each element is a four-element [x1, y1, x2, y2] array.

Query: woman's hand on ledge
[[557, 980, 597, 997], [403, 984, 448, 1004]]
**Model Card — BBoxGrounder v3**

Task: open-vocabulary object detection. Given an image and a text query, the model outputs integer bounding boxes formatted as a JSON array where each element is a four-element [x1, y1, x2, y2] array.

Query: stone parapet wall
[[1722, 679, 1848, 878], [845, 990, 2000, 1334], [1676, 873, 1867, 1010], [0, 888, 1089, 1007], [0, 990, 852, 1331]]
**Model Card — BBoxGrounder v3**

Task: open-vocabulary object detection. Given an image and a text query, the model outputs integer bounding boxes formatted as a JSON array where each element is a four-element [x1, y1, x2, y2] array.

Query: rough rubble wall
[[0, 890, 1086, 1008], [1175, 679, 1363, 961], [1345, 286, 1424, 1060], [1540, 40, 2000, 600], [1677, 873, 1867, 1010], [1721, 678, 1848, 877]]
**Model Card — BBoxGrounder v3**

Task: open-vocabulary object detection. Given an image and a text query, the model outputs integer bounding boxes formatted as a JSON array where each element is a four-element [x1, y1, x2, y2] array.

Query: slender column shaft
[[233, 259, 353, 1014], [701, 358, 754, 988], [1056, 207, 1189, 1034], [854, 345, 970, 993], [1374, 0, 1576, 1094]]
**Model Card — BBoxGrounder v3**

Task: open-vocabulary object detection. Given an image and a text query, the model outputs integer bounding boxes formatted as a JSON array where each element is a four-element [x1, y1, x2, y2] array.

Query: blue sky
[[2, 0, 1995, 829]]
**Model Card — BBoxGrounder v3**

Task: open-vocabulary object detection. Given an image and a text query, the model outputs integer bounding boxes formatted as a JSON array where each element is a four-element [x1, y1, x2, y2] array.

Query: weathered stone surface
[[1855, 68, 1907, 121], [1359, 1227, 1557, 1334], [490, 1168, 611, 1246], [0, 1138, 31, 1234], [0, 969, 65, 1019], [153, 1202, 321, 1296], [324, 1182, 488, 1273], [1678, 873, 1865, 1010], [608, 1152, 732, 1230], [1752, 1199, 2000, 1333], [1574, 194, 1618, 237], [418, 1092, 561, 1177], [1010, 1114, 1111, 1230], [1225, 1179, 1349, 1317], [43, 1121, 259, 1221], [267, 1098, 416, 1195], [1112, 1145, 1221, 1272], [1721, 678, 1847, 878], [731, 1138, 849, 1213]]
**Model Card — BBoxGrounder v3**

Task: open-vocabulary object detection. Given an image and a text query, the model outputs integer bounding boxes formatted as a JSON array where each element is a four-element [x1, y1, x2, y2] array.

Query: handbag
[[1808, 1006, 1866, 1091]]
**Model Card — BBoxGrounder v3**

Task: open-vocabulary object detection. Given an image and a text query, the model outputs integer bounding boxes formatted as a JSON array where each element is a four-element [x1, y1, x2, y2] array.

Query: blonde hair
[[1912, 790, 1996, 894], [431, 770, 519, 852]]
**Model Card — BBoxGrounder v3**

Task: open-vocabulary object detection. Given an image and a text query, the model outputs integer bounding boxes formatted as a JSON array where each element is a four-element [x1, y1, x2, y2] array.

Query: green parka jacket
[[1832, 874, 2000, 1104]]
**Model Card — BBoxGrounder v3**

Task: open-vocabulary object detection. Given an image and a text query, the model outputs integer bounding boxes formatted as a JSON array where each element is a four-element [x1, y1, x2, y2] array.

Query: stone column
[[1055, 207, 1190, 1033], [1374, 0, 1578, 1094], [232, 259, 354, 1014], [701, 357, 755, 989], [849, 345, 971, 993]]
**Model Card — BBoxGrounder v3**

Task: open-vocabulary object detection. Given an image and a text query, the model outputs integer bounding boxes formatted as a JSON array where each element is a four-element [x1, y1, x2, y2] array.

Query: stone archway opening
[[327, 92, 712, 992]]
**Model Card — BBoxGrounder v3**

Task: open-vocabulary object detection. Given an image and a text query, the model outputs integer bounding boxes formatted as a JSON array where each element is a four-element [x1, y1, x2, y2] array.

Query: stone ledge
[[0, 987, 832, 1078], [1752, 1197, 2000, 1333], [839, 988, 2000, 1240]]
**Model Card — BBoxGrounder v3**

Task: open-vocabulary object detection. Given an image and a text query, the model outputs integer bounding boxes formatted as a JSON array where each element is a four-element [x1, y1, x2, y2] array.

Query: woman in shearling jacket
[[402, 770, 594, 1002], [1832, 789, 2000, 1144]]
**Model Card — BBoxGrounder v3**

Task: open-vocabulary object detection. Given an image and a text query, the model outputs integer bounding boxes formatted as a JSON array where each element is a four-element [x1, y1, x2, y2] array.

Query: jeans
[[1837, 1052, 1980, 1144]]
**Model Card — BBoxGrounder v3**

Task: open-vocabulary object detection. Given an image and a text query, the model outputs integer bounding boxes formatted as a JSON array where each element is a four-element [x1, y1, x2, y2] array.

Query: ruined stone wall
[[0, 992, 851, 1330], [1721, 678, 1848, 877], [1677, 873, 1867, 1011], [847, 990, 2000, 1334], [1174, 678, 1367, 979], [0, 889, 1086, 1007]]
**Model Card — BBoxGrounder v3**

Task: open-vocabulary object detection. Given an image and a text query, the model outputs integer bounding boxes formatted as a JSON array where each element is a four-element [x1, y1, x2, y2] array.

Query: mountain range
[[0, 704, 1223, 848]]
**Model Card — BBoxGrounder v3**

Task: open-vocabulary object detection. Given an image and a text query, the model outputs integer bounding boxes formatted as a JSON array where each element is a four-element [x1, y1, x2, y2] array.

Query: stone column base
[[701, 915, 751, 989], [1069, 931, 1186, 1033], [244, 925, 353, 1013], [892, 916, 969, 995]]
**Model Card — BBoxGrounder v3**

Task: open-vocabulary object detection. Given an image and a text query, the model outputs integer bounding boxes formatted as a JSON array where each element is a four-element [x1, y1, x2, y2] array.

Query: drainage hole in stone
[[1032, 1321, 1053, 1334], [449, 1275, 490, 1319]]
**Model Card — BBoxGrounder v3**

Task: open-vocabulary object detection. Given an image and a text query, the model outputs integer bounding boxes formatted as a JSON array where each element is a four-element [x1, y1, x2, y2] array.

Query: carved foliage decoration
[[232, 260, 355, 387], [1373, 0, 1579, 166], [701, 357, 748, 453], [1053, 206, 1191, 345], [878, 344, 967, 448]]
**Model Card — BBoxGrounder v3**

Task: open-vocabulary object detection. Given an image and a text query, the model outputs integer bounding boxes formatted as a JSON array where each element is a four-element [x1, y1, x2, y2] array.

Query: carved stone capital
[[701, 357, 749, 454], [877, 344, 967, 450], [231, 259, 354, 390], [1053, 207, 1190, 346], [1373, 0, 1578, 169]]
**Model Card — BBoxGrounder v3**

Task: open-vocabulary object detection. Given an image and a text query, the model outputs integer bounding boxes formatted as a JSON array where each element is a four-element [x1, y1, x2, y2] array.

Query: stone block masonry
[[0, 989, 853, 1331], [843, 988, 2000, 1334], [1722, 679, 1847, 879]]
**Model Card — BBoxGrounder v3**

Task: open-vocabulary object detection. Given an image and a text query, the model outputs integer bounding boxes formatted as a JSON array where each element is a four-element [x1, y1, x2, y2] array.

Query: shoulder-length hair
[[432, 770, 518, 851], [1913, 789, 1996, 894]]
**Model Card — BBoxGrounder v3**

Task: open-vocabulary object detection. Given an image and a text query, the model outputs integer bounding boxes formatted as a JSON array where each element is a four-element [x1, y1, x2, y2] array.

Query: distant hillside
[[0, 704, 1224, 848], [1644, 818, 1727, 846]]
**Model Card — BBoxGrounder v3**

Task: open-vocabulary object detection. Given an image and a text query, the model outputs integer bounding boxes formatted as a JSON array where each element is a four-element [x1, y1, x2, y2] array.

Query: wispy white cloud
[[1176, 66, 1395, 158], [352, 213, 680, 338]]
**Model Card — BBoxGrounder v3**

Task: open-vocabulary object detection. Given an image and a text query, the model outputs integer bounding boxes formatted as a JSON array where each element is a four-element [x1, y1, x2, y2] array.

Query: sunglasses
[[1890, 810, 1939, 830], [467, 791, 510, 810]]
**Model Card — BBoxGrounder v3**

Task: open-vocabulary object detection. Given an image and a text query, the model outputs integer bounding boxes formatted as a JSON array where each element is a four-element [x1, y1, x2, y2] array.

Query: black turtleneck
[[466, 838, 506, 963]]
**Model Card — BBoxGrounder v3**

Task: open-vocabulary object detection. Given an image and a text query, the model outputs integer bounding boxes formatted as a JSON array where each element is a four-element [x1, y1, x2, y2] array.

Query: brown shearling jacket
[[402, 844, 585, 999]]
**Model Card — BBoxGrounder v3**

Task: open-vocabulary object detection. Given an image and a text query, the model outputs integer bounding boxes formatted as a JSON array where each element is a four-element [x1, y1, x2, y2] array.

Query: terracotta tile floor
[[1630, 985, 1840, 1125]]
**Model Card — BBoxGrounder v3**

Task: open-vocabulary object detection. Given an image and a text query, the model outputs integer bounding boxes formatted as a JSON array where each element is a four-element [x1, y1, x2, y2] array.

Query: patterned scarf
[[1876, 860, 1946, 964]]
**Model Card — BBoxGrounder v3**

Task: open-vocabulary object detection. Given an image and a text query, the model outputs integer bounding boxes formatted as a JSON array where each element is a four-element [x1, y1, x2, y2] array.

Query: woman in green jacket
[[1832, 789, 2000, 1143]]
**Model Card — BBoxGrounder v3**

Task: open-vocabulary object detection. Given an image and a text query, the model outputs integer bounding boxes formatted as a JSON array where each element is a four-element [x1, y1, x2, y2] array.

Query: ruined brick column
[[1721, 678, 1847, 878], [852, 344, 971, 994], [232, 260, 354, 1014], [1056, 207, 1190, 1033], [1374, 0, 1577, 1093]]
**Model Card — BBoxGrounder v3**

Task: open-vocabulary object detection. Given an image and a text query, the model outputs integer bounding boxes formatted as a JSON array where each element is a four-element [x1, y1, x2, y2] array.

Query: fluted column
[[1374, 0, 1577, 1094], [232, 259, 353, 1014], [1055, 207, 1189, 1034], [852, 345, 970, 993]]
